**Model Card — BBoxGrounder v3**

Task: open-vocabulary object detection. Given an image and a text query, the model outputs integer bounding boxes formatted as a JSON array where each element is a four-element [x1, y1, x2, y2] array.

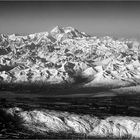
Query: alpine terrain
[[0, 26, 140, 139], [0, 26, 140, 87]]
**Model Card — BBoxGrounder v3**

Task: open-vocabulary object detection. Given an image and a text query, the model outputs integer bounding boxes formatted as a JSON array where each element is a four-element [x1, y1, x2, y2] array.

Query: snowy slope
[[0, 26, 140, 87]]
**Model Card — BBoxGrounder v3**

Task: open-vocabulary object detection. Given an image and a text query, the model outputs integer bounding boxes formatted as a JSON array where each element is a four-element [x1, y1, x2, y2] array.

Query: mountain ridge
[[0, 26, 140, 89]]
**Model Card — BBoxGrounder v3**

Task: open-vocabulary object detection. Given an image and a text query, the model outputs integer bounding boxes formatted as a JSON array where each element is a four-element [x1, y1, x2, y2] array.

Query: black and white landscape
[[0, 1, 140, 139]]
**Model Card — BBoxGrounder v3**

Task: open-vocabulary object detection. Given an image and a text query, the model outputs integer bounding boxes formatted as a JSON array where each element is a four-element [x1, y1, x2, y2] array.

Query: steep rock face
[[0, 26, 140, 86], [3, 107, 140, 138]]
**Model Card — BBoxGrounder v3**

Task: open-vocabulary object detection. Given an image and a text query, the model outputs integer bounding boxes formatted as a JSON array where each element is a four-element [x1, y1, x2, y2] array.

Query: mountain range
[[0, 26, 140, 88]]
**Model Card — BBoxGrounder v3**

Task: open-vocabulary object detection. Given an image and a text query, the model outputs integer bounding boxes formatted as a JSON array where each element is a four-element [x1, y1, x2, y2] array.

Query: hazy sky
[[0, 1, 140, 39]]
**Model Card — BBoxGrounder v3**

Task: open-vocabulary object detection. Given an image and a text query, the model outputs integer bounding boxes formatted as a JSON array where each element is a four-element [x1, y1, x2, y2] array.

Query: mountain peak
[[51, 26, 64, 34], [50, 26, 89, 41]]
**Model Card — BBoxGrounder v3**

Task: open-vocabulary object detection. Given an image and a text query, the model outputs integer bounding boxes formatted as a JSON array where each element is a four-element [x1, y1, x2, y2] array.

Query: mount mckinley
[[0, 26, 140, 88], [1, 26, 140, 139]]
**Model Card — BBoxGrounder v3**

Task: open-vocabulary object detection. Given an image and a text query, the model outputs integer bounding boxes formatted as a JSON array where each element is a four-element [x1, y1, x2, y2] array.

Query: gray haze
[[0, 1, 140, 39]]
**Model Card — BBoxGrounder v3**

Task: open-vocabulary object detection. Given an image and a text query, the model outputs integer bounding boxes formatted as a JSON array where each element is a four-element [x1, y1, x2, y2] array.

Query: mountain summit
[[0, 26, 140, 88], [50, 26, 89, 41]]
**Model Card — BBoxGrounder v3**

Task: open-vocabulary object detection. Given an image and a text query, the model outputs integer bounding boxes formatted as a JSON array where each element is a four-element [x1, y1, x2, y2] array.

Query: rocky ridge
[[0, 26, 140, 87], [2, 107, 140, 139]]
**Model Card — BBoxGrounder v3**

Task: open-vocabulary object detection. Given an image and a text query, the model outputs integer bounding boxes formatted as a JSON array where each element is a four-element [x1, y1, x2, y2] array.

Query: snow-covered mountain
[[0, 26, 140, 87], [3, 107, 140, 139]]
